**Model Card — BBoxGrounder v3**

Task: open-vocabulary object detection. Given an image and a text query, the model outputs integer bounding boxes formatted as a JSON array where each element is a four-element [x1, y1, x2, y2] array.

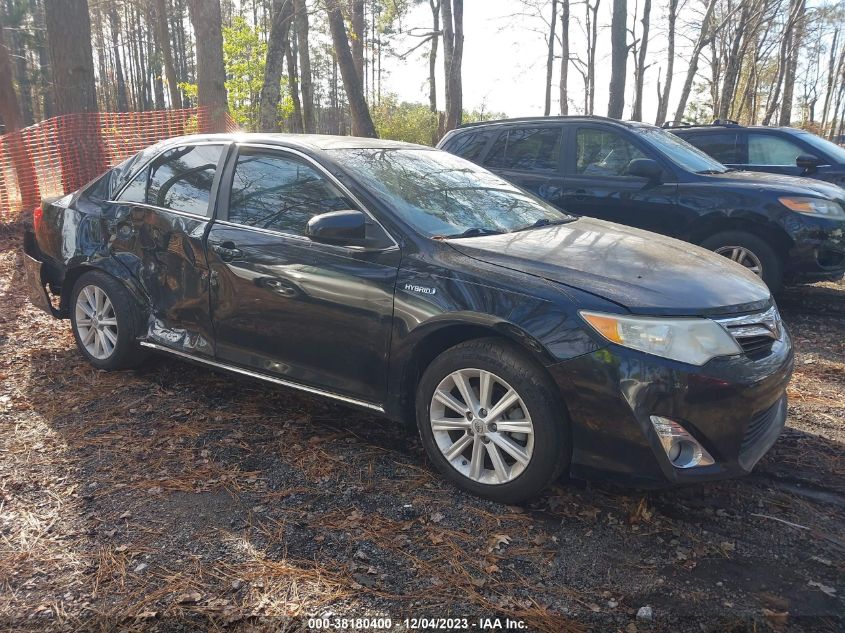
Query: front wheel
[[415, 338, 570, 503], [700, 231, 784, 293]]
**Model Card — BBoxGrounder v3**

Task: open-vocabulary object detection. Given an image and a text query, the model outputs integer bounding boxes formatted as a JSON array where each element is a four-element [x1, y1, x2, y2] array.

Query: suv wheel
[[700, 231, 783, 293], [416, 338, 570, 503], [70, 271, 147, 370]]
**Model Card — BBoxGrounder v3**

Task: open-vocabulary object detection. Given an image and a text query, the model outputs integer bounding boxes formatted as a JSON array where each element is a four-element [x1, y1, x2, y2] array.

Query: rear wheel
[[700, 230, 783, 293], [70, 271, 147, 370], [416, 338, 570, 503]]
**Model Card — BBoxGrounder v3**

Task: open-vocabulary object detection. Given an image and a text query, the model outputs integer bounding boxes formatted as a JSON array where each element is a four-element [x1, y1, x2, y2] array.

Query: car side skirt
[[139, 341, 385, 414]]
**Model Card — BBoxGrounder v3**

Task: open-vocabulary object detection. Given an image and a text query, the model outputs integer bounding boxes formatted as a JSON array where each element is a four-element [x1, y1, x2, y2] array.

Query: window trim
[[110, 141, 230, 218], [483, 125, 565, 174], [218, 142, 399, 249]]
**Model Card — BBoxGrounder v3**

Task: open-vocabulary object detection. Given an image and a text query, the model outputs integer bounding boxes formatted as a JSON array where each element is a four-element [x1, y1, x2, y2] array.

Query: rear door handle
[[211, 240, 243, 262]]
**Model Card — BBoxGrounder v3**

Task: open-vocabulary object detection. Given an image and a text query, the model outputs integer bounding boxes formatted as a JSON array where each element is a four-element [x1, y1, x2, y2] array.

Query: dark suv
[[669, 121, 845, 186], [437, 116, 845, 291]]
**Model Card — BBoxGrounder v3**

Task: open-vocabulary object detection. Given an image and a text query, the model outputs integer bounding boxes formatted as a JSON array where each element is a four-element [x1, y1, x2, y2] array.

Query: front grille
[[715, 306, 781, 359], [741, 397, 784, 454], [735, 334, 774, 356]]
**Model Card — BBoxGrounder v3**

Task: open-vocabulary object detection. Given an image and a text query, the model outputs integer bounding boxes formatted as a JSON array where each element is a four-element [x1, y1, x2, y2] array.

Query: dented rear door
[[106, 143, 228, 356]]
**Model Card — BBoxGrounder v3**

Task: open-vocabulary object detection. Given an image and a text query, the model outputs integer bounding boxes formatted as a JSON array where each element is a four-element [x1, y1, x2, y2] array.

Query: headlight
[[580, 311, 742, 365], [779, 196, 845, 219]]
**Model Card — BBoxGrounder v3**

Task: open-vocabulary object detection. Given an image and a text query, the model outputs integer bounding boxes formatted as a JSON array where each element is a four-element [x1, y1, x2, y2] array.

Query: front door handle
[[211, 240, 243, 262]]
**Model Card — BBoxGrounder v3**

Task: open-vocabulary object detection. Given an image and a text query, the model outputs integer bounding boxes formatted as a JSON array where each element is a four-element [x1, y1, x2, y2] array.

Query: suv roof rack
[[661, 121, 692, 129], [456, 115, 623, 129], [711, 119, 740, 126]]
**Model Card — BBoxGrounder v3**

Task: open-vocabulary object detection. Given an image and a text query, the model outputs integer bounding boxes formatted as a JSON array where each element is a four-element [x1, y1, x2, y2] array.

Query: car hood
[[447, 218, 772, 316], [707, 170, 845, 200]]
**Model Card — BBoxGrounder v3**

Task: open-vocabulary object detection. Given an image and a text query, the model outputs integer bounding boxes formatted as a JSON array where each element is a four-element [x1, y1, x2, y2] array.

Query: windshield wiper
[[512, 218, 572, 233], [437, 227, 505, 239], [696, 169, 727, 175]]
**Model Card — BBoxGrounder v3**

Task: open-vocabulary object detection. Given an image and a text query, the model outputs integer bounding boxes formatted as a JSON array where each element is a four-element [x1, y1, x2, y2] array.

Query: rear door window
[[485, 127, 562, 171], [118, 144, 225, 216], [682, 133, 739, 164]]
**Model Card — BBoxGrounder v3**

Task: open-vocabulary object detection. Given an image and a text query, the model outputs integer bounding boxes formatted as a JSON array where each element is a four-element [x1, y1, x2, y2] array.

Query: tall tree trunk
[[285, 23, 303, 132], [429, 0, 440, 144], [6, 6, 34, 126], [673, 0, 716, 124], [716, 2, 751, 120], [45, 0, 98, 114], [350, 0, 364, 83], [441, 0, 463, 131], [543, 0, 557, 116], [44, 0, 103, 192], [607, 0, 627, 118], [187, 0, 229, 131], [147, 4, 165, 109], [586, 0, 600, 114], [258, 0, 293, 131], [293, 0, 315, 132], [28, 0, 53, 119], [631, 0, 651, 121], [820, 27, 840, 129], [326, 0, 376, 137], [654, 0, 677, 125], [778, 0, 805, 126], [558, 0, 569, 115], [156, 0, 182, 108], [0, 26, 40, 210]]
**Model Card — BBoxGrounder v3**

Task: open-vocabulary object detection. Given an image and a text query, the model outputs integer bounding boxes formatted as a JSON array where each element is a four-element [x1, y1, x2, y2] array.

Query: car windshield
[[796, 132, 845, 164], [635, 127, 729, 174], [328, 148, 573, 238]]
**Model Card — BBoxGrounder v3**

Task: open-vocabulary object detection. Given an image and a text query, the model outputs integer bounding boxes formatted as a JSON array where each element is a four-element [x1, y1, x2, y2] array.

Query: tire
[[70, 270, 147, 370], [415, 337, 570, 504], [699, 230, 784, 293]]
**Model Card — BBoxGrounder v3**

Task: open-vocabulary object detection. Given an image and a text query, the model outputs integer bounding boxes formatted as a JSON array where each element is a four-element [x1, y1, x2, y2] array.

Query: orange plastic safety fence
[[0, 107, 237, 222]]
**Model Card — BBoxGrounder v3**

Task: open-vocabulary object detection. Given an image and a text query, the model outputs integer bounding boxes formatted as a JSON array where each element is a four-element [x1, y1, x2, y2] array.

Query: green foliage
[[373, 96, 439, 145], [373, 95, 508, 146], [223, 16, 267, 129]]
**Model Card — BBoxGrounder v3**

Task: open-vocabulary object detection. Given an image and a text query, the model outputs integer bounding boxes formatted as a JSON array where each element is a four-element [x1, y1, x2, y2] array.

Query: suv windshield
[[329, 148, 572, 237], [797, 132, 845, 163], [635, 127, 728, 174]]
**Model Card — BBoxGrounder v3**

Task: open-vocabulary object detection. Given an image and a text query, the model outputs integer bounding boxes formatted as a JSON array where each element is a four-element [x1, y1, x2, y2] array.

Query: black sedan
[[23, 134, 793, 502]]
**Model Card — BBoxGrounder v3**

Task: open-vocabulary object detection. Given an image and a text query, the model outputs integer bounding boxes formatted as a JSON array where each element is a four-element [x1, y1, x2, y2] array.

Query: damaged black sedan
[[23, 134, 793, 503]]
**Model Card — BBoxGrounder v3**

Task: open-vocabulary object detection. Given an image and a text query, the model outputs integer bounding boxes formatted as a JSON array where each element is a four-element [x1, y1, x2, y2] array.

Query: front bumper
[[782, 214, 845, 280], [550, 327, 793, 486]]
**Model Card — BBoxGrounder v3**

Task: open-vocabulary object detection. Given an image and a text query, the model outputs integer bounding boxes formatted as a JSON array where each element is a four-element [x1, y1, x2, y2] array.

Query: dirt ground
[[0, 225, 843, 633]]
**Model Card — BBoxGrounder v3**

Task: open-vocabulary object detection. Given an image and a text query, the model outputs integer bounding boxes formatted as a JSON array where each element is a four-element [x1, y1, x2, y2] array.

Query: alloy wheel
[[429, 368, 535, 485], [714, 245, 763, 276], [75, 284, 119, 360]]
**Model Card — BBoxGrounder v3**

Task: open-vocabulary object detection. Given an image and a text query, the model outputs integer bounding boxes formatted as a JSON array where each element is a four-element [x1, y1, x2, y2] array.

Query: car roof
[[667, 122, 809, 134], [155, 132, 432, 152], [454, 115, 657, 132]]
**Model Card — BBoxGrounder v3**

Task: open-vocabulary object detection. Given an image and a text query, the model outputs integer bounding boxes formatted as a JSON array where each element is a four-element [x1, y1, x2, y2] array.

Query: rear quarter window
[[442, 131, 493, 163], [680, 132, 739, 164]]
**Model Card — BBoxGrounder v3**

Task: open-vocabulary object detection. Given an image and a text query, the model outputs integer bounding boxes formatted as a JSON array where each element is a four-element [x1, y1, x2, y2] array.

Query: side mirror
[[627, 158, 663, 181], [306, 210, 367, 246], [796, 154, 821, 173]]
